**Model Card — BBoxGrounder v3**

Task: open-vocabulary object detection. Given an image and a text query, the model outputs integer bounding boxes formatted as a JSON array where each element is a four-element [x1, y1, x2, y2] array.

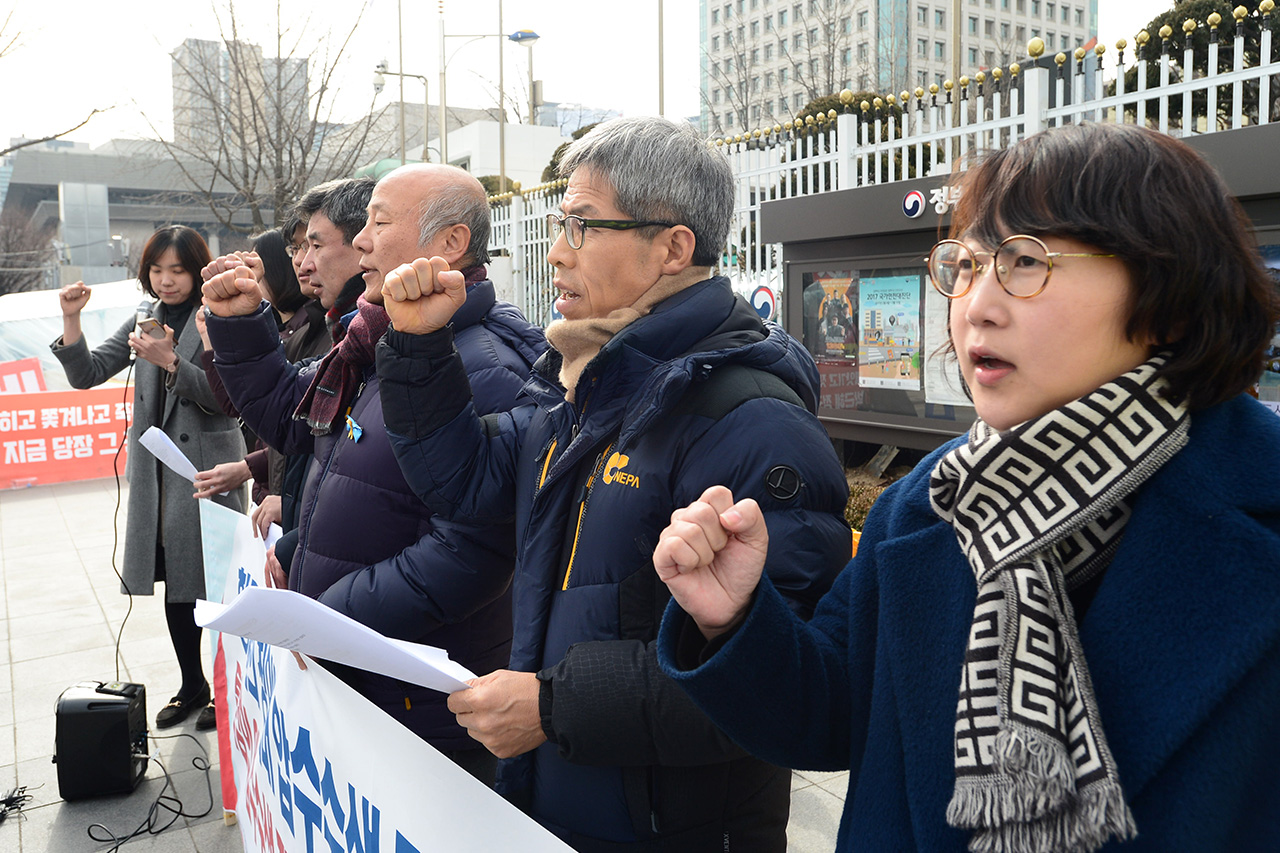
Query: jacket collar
[[449, 280, 496, 331], [876, 395, 1280, 806], [529, 278, 758, 480]]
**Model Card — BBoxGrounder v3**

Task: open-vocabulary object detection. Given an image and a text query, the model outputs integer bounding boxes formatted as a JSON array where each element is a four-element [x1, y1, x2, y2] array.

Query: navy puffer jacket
[[378, 276, 851, 849], [207, 280, 545, 749]]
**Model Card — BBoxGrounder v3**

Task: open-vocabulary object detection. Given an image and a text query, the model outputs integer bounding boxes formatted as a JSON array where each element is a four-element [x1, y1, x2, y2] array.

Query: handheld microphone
[[132, 300, 155, 361]]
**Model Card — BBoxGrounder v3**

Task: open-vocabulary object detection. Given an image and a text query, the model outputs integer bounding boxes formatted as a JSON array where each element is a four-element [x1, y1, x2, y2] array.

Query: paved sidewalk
[[0, 479, 846, 852]]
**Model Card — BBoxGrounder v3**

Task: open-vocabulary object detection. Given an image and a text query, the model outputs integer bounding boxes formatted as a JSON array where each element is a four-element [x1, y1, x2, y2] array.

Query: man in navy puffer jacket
[[202, 166, 546, 784], [374, 118, 851, 851]]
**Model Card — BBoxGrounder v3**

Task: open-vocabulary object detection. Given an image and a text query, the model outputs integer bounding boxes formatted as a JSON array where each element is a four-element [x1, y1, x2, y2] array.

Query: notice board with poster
[[793, 259, 974, 449]]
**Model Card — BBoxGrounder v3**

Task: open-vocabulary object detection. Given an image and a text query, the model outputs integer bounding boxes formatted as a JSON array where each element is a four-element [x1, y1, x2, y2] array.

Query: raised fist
[[380, 256, 468, 335]]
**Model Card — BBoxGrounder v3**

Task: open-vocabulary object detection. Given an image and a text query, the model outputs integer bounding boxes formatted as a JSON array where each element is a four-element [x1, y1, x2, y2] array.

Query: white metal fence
[[491, 7, 1278, 325]]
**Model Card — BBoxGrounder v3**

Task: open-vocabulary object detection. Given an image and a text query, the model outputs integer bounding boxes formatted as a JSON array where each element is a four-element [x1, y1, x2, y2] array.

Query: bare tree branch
[[0, 10, 20, 61], [0, 11, 109, 156], [145, 0, 390, 235], [0, 206, 58, 295], [0, 108, 111, 157]]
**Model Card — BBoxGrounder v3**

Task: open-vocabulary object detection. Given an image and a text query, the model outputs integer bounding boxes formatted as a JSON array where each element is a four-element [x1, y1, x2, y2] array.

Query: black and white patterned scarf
[[929, 356, 1188, 853]]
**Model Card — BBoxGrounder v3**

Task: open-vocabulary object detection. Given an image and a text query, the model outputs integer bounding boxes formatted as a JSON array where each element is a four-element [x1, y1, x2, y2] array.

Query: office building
[[700, 0, 1097, 135]]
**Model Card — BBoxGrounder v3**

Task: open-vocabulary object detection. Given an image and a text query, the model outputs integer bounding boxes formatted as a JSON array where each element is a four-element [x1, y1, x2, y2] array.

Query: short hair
[[250, 229, 307, 314], [291, 176, 375, 244], [558, 116, 733, 267], [948, 122, 1278, 412], [279, 211, 305, 246], [417, 167, 491, 266], [138, 225, 211, 302]]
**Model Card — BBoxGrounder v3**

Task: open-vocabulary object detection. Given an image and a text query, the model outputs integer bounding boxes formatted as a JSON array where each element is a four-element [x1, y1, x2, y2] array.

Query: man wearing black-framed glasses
[[376, 116, 849, 851]]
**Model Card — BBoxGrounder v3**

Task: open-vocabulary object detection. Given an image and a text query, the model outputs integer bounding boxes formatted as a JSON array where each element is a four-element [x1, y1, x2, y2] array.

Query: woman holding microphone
[[52, 224, 245, 731]]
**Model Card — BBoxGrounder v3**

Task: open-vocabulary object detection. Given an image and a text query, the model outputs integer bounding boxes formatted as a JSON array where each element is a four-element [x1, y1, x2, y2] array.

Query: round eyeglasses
[[546, 212, 678, 250], [926, 234, 1116, 299]]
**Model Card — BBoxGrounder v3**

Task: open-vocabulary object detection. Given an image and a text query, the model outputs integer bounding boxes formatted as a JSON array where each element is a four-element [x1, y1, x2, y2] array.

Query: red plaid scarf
[[294, 296, 391, 435]]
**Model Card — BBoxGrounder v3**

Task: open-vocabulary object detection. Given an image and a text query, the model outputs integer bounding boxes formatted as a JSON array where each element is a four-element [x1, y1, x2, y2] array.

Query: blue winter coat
[[659, 393, 1280, 851], [378, 276, 852, 849], [207, 281, 546, 749]]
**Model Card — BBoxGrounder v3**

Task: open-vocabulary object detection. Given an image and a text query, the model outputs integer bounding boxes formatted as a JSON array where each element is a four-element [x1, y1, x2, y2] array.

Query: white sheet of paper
[[139, 425, 198, 482], [194, 586, 476, 693], [246, 502, 284, 549]]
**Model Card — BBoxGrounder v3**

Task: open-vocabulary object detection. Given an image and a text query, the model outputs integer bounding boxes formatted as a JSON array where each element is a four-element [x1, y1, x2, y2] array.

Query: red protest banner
[[0, 357, 47, 394], [0, 387, 134, 488]]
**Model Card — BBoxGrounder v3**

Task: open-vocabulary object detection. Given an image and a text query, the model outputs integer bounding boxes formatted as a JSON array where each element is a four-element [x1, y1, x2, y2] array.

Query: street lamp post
[[509, 29, 540, 125], [438, 2, 538, 193], [374, 63, 432, 163], [658, 0, 665, 116]]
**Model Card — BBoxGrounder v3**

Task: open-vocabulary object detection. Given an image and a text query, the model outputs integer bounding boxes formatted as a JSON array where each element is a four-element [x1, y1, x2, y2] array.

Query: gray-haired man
[[376, 116, 850, 850]]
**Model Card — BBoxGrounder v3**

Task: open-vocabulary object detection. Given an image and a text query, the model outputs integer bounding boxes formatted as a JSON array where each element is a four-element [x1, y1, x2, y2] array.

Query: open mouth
[[974, 354, 1013, 371]]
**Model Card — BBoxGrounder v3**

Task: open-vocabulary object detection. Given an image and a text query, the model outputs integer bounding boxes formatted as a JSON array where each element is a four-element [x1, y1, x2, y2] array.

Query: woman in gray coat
[[52, 225, 246, 730]]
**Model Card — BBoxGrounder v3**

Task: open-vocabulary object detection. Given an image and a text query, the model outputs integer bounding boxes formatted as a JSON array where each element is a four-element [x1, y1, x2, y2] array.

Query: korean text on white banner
[[197, 500, 571, 853]]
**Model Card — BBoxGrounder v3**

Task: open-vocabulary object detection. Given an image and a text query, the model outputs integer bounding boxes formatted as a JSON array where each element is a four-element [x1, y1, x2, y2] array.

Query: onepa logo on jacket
[[601, 452, 640, 488]]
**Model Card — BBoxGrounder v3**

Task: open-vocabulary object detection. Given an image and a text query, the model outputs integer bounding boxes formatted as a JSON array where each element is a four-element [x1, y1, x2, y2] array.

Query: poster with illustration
[[802, 274, 856, 359], [858, 275, 921, 390]]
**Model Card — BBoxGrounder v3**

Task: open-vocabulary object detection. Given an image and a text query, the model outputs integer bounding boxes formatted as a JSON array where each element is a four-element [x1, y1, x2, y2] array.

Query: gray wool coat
[[51, 300, 246, 602]]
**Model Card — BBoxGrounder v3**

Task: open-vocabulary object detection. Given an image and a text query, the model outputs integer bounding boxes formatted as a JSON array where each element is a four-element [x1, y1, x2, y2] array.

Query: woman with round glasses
[[652, 122, 1280, 852]]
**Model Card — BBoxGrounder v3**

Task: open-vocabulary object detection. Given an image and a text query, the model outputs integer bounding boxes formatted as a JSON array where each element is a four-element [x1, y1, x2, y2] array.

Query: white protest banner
[[199, 500, 571, 852], [199, 498, 251, 818]]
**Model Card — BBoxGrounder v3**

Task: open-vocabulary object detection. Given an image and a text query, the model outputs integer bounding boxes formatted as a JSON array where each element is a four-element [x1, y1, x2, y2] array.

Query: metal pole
[[951, 0, 961, 127], [439, 8, 448, 163], [658, 0, 665, 115], [499, 0, 507, 193], [398, 0, 406, 164], [422, 80, 430, 161], [528, 46, 535, 124]]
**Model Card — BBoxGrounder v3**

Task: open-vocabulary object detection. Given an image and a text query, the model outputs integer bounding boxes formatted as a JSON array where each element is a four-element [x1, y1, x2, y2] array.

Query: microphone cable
[[109, 299, 151, 683], [109, 352, 136, 684]]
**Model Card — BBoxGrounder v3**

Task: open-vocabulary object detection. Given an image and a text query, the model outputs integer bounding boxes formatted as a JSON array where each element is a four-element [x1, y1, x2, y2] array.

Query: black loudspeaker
[[53, 681, 149, 800]]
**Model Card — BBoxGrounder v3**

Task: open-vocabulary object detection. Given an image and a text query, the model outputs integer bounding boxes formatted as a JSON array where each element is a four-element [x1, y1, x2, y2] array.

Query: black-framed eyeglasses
[[546, 212, 678, 250], [926, 234, 1116, 299]]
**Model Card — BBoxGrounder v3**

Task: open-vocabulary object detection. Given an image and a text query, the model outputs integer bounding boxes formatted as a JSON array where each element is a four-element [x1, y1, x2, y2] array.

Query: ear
[[438, 223, 472, 266], [655, 225, 698, 276]]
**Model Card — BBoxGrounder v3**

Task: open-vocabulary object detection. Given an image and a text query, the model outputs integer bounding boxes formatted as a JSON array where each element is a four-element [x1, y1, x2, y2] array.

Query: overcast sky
[[2, 0, 1171, 150]]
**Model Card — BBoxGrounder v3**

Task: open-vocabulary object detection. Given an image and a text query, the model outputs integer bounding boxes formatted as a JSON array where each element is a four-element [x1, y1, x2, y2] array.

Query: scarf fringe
[[947, 726, 1076, 828], [961, 781, 1137, 853], [304, 415, 334, 436]]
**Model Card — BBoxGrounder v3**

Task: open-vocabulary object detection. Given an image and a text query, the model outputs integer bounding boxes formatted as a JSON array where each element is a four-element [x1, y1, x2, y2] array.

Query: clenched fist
[[59, 281, 92, 317], [202, 265, 264, 317], [380, 256, 468, 335], [202, 251, 264, 284]]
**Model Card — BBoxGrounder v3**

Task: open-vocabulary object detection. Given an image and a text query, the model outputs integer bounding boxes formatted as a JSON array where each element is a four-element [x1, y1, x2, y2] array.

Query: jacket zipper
[[533, 379, 595, 496], [535, 438, 557, 492], [561, 441, 613, 591], [293, 380, 365, 591]]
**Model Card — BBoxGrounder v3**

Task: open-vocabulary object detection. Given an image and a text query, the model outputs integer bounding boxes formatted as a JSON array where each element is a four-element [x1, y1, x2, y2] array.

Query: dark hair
[[291, 176, 376, 244], [250, 229, 306, 314], [138, 225, 211, 302], [279, 212, 305, 246], [948, 122, 1278, 411]]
